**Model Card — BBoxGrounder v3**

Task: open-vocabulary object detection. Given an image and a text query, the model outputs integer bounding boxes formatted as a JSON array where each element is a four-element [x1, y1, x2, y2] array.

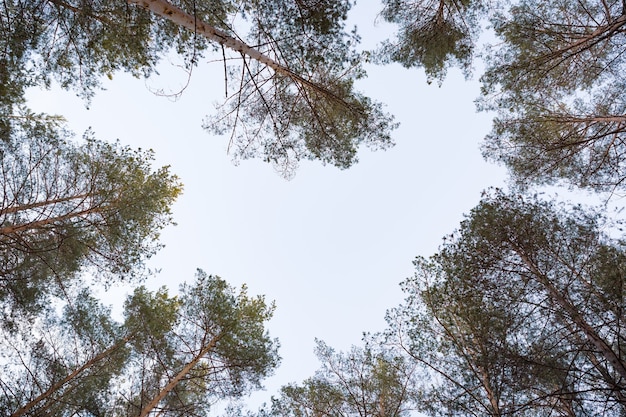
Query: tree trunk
[[534, 14, 626, 64], [0, 205, 109, 235], [542, 115, 626, 124], [0, 193, 92, 216], [126, 0, 283, 73], [125, 0, 356, 109]]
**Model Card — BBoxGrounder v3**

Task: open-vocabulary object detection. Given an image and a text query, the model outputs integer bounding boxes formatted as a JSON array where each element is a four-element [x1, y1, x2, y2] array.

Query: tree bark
[[125, 0, 356, 109], [127, 0, 283, 72], [533, 14, 626, 65], [0, 205, 109, 235], [542, 115, 626, 124], [0, 193, 92, 216]]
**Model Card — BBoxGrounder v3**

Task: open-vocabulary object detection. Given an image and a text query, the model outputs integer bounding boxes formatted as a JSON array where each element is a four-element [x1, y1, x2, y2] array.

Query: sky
[[25, 0, 508, 409]]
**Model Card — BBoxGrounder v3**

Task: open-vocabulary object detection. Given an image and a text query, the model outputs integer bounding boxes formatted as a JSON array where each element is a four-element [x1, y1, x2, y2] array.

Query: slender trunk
[[514, 246, 626, 383], [137, 332, 224, 417], [448, 314, 502, 416], [543, 114, 626, 124], [536, 14, 626, 64], [11, 334, 133, 417], [585, 342, 626, 403], [420, 289, 494, 413], [127, 0, 283, 72], [480, 369, 502, 417], [435, 0, 445, 24]]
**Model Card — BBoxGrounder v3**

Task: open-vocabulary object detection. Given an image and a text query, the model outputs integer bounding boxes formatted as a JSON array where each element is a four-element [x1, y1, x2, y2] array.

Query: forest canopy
[[2, 0, 626, 416]]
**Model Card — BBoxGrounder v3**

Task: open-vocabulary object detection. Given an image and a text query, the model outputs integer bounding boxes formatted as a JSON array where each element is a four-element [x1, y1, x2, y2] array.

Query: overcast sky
[[26, 1, 509, 409]]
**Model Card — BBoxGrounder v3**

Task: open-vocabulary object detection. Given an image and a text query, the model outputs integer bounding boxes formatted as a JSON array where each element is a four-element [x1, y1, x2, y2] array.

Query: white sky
[[25, 1, 509, 410]]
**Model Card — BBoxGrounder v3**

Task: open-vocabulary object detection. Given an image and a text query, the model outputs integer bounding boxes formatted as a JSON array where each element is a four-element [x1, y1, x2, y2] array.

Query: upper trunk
[[137, 332, 224, 417]]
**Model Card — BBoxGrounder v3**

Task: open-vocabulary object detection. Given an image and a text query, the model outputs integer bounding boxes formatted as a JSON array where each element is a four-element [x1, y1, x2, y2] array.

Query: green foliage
[[178, 270, 280, 395], [261, 338, 415, 417], [206, 0, 396, 176], [480, 0, 626, 191], [378, 0, 484, 83], [123, 285, 181, 354], [209, 71, 396, 177], [376, 0, 626, 191], [0, 0, 237, 103]]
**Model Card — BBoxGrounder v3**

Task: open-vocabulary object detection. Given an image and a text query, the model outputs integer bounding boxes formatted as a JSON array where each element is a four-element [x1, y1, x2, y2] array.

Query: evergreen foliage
[[246, 339, 416, 417], [5, 0, 626, 416], [480, 0, 626, 191], [378, 0, 485, 82]]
